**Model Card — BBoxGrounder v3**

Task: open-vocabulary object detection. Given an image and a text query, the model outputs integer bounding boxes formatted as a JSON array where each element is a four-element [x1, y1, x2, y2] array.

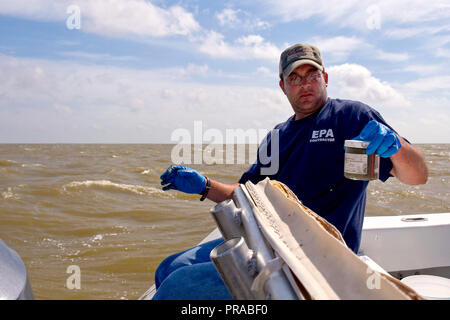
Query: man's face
[[279, 64, 328, 120]]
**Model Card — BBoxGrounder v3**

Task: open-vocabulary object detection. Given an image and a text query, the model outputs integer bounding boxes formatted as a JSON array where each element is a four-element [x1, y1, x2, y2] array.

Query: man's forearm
[[206, 180, 240, 203], [390, 136, 428, 185]]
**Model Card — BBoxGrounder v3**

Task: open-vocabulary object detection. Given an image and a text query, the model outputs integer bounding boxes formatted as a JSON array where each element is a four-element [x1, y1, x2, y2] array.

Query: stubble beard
[[290, 89, 328, 120]]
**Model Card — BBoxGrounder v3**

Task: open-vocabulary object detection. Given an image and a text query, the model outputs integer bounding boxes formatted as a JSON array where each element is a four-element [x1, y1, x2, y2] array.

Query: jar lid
[[344, 140, 370, 148]]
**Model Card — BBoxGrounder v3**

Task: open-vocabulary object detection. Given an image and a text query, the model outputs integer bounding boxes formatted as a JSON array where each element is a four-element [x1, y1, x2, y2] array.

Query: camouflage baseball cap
[[279, 43, 324, 79]]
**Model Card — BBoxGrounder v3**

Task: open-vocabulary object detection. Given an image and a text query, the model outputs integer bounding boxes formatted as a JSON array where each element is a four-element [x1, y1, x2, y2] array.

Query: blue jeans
[[152, 238, 232, 300]]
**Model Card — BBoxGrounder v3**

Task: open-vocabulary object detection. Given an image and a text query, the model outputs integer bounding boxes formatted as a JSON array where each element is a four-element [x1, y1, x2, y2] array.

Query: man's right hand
[[160, 165, 206, 194], [352, 120, 401, 158]]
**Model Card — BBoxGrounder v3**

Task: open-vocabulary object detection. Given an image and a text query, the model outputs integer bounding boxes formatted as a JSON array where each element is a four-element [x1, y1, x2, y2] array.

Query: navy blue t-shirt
[[239, 98, 395, 253]]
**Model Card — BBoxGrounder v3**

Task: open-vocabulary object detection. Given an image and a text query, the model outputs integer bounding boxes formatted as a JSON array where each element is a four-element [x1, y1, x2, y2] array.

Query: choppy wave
[[21, 163, 46, 168], [0, 159, 20, 167], [140, 168, 162, 178], [429, 151, 450, 157], [1, 187, 21, 200], [62, 180, 166, 196]]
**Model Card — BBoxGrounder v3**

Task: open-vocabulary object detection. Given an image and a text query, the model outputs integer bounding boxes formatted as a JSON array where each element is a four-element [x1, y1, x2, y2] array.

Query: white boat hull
[[141, 212, 450, 300]]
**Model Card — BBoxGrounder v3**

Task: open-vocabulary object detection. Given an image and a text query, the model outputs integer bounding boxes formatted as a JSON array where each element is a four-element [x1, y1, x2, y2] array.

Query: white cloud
[[197, 31, 235, 59], [401, 64, 445, 76], [404, 76, 450, 92], [327, 63, 410, 108], [1, 54, 448, 143], [59, 51, 137, 62], [308, 36, 366, 63], [216, 8, 239, 26], [385, 24, 450, 39], [258, 0, 450, 31], [0, 54, 290, 143], [161, 63, 210, 80], [375, 50, 410, 62], [198, 31, 281, 61], [182, 64, 209, 77], [0, 1, 66, 20], [81, 0, 200, 38], [255, 66, 274, 78], [0, 1, 279, 63], [259, 0, 360, 24], [375, 1, 450, 25], [386, 98, 450, 143], [0, 0, 200, 38], [52, 103, 73, 115], [436, 48, 450, 59], [216, 8, 270, 31]]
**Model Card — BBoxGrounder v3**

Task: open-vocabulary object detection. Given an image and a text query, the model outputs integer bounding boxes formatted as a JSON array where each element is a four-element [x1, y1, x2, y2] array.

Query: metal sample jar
[[344, 140, 380, 180]]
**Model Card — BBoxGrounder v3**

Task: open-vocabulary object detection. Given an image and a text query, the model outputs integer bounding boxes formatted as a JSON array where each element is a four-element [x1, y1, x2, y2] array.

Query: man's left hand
[[352, 120, 401, 158]]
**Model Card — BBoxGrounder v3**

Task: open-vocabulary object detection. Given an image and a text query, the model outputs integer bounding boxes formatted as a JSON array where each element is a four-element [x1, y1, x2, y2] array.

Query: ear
[[279, 79, 286, 94], [323, 72, 329, 86]]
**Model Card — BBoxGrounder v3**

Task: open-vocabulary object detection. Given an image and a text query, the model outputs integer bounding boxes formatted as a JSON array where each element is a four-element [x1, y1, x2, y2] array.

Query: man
[[153, 43, 428, 299]]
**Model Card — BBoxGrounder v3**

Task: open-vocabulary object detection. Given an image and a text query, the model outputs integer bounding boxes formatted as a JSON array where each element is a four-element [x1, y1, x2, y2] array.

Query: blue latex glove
[[160, 165, 206, 194], [352, 120, 401, 158]]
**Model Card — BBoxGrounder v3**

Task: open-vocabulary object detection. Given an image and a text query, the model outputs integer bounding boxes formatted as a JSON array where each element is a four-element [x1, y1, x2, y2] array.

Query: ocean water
[[0, 144, 448, 299]]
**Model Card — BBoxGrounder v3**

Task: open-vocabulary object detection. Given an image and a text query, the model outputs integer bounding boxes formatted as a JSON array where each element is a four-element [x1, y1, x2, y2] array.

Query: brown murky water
[[0, 144, 448, 299]]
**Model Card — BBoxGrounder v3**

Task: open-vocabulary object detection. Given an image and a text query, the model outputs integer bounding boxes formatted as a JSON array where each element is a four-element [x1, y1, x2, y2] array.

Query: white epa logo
[[311, 129, 334, 139]]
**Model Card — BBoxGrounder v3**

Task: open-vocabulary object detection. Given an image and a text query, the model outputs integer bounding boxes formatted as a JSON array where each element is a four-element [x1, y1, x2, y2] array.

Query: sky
[[0, 0, 449, 143]]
